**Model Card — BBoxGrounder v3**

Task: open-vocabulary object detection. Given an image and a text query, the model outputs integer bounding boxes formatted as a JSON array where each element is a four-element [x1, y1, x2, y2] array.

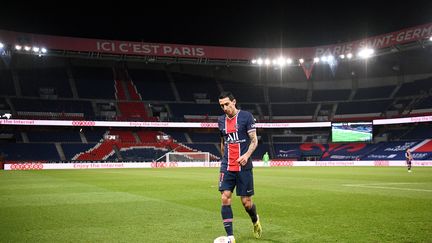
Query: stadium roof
[[1, 3, 431, 48]]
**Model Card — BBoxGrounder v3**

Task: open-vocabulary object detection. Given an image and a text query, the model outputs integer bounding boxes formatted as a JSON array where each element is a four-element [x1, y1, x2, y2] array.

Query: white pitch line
[[343, 182, 424, 186], [343, 183, 432, 192]]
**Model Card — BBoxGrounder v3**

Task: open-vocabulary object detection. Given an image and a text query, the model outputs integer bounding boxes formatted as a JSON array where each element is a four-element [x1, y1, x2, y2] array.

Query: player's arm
[[236, 130, 258, 166]]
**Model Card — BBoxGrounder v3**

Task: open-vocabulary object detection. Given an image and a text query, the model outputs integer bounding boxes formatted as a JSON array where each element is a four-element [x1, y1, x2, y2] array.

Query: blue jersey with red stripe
[[218, 110, 256, 172]]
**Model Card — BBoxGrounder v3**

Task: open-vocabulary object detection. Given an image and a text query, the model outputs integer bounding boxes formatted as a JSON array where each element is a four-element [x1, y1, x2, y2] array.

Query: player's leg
[[237, 170, 262, 238], [408, 160, 412, 172], [219, 171, 236, 237], [241, 196, 262, 238], [221, 190, 234, 236]]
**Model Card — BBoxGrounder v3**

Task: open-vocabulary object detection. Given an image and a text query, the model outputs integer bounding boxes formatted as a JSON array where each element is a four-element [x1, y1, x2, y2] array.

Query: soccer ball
[[213, 236, 233, 243]]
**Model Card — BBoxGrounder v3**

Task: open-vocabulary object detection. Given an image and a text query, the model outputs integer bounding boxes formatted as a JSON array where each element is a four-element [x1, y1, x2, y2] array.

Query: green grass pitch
[[1, 167, 431, 242], [332, 128, 372, 142]]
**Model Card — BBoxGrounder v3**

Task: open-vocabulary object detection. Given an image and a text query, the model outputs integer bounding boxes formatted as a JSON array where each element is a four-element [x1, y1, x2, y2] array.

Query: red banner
[[0, 22, 431, 59], [301, 61, 315, 80]]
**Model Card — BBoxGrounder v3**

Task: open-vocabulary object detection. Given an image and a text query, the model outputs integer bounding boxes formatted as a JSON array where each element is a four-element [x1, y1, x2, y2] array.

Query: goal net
[[166, 152, 210, 163]]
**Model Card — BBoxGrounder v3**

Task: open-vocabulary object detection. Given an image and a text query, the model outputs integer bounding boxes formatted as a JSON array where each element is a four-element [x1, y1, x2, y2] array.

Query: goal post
[[166, 152, 210, 163]]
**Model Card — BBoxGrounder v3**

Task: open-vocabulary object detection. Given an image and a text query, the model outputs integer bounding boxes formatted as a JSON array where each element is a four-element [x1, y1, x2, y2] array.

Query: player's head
[[219, 91, 238, 117], [406, 148, 411, 152]]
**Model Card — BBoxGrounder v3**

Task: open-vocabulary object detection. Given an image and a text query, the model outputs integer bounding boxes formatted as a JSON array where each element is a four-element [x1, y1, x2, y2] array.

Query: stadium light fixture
[[346, 53, 353, 59], [313, 57, 320, 63], [429, 36, 432, 41], [15, 45, 22, 50], [320, 56, 327, 62], [0, 42, 3, 49], [327, 55, 334, 61], [257, 58, 263, 65], [299, 58, 304, 64], [24, 46, 31, 51], [339, 54, 345, 59], [264, 58, 271, 66], [32, 46, 40, 52], [251, 59, 257, 64], [358, 48, 374, 59], [286, 58, 293, 64], [41, 48, 47, 53], [277, 57, 286, 67]]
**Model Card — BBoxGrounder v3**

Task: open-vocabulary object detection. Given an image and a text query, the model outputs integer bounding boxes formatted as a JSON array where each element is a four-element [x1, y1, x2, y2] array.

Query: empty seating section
[[312, 89, 351, 101], [0, 70, 15, 95], [118, 147, 167, 161], [0, 143, 60, 161], [273, 143, 303, 158], [169, 103, 221, 118], [258, 132, 269, 143], [221, 81, 265, 103], [0, 97, 10, 112], [127, 80, 141, 100], [12, 98, 94, 119], [364, 141, 421, 160], [239, 104, 259, 117], [273, 136, 303, 143], [18, 68, 72, 97], [415, 97, 432, 110], [272, 104, 316, 116], [3, 59, 432, 163], [391, 98, 412, 110], [336, 100, 392, 114], [167, 131, 188, 143], [62, 143, 97, 160], [129, 69, 175, 101], [172, 73, 219, 101], [384, 128, 408, 140], [114, 80, 127, 100], [395, 78, 432, 97], [401, 124, 432, 140], [27, 131, 81, 142], [354, 86, 394, 100], [136, 131, 160, 143], [253, 143, 270, 160], [14, 132, 23, 142], [320, 143, 377, 161], [259, 104, 269, 116], [118, 102, 151, 120], [188, 132, 219, 143], [84, 130, 106, 142], [75, 140, 117, 160], [268, 87, 307, 102], [109, 130, 137, 143], [73, 66, 115, 99]]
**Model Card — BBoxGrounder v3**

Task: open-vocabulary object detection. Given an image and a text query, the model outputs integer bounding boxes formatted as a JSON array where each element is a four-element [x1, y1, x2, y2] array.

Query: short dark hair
[[219, 91, 235, 101]]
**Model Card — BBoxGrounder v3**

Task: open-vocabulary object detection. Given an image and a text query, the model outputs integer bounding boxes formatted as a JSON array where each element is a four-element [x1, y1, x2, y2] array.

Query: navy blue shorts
[[219, 169, 254, 196]]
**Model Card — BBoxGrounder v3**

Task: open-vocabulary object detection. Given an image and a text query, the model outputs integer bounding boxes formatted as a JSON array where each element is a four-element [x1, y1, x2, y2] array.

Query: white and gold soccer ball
[[213, 236, 234, 243]]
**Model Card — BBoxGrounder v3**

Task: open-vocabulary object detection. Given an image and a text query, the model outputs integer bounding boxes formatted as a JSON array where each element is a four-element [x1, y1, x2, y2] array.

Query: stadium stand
[[0, 69, 15, 95], [1, 28, 432, 164]]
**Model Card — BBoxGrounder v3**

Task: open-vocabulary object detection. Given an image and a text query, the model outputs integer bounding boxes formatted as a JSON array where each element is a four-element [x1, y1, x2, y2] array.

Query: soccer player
[[405, 148, 413, 172], [217, 91, 262, 242]]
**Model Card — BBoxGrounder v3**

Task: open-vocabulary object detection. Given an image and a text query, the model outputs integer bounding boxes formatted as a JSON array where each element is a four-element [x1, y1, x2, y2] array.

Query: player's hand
[[236, 154, 249, 166]]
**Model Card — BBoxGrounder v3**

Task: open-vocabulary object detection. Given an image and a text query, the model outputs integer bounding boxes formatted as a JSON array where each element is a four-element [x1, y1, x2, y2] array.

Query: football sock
[[245, 203, 258, 223], [221, 205, 233, 236]]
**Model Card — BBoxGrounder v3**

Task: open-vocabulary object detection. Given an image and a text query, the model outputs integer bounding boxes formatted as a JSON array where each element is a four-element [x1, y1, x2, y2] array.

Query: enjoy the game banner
[[4, 160, 432, 170]]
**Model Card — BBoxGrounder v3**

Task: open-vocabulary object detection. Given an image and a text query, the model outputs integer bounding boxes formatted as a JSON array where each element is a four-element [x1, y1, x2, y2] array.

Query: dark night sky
[[1, 2, 431, 48]]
